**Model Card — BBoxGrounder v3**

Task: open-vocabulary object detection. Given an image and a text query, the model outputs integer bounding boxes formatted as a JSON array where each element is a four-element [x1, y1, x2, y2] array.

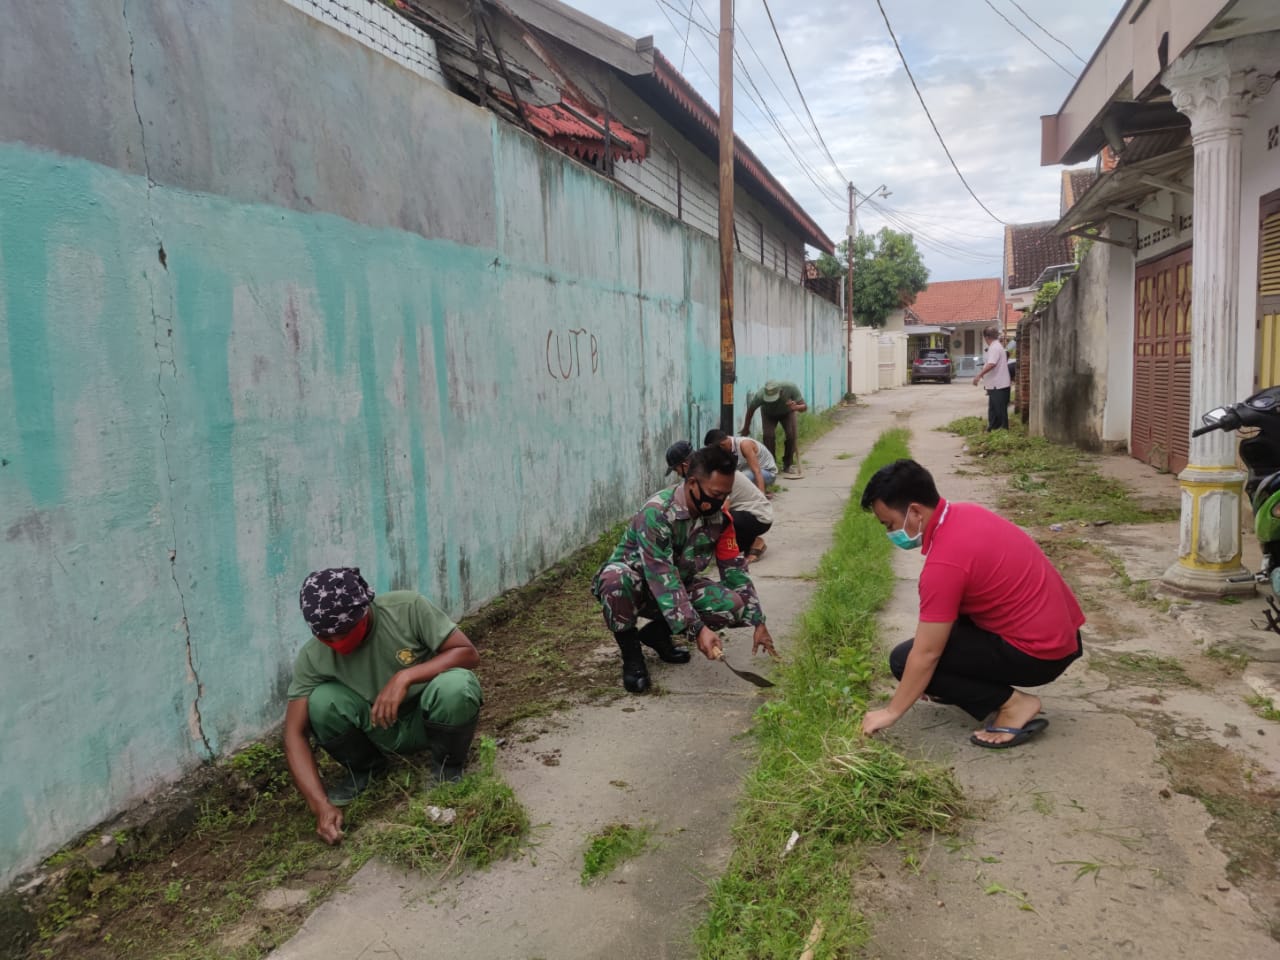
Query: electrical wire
[[679, 0, 850, 207], [651, 0, 846, 213], [758, 0, 848, 183], [1004, 0, 1088, 65], [981, 0, 1077, 79], [658, 0, 849, 211], [679, 0, 697, 72], [873, 0, 1009, 225]]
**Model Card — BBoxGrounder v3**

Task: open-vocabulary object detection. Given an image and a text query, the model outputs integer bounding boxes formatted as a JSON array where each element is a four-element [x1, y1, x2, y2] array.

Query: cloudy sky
[[570, 0, 1122, 281]]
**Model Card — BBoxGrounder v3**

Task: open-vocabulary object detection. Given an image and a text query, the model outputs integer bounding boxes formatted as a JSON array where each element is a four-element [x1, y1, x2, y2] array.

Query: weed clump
[[939, 418, 1177, 526], [580, 823, 652, 884], [353, 738, 529, 875]]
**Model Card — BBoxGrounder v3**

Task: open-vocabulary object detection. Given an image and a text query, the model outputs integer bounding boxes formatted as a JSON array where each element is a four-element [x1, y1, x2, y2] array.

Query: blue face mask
[[887, 511, 922, 550]]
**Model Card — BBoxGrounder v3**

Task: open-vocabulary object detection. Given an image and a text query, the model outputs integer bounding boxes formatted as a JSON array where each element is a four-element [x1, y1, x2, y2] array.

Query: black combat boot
[[318, 728, 388, 806], [615, 628, 650, 693], [424, 717, 479, 784], [637, 619, 691, 664]]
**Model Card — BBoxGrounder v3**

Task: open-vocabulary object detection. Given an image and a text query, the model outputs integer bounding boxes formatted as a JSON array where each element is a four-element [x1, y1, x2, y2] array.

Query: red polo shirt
[[918, 499, 1084, 659]]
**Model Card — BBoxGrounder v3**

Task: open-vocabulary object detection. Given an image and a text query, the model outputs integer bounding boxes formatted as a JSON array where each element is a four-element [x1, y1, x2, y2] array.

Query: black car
[[911, 348, 954, 384]]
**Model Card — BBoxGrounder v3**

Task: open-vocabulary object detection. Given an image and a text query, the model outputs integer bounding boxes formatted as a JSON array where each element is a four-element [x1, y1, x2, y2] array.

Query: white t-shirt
[[729, 471, 774, 524], [984, 340, 1011, 390]]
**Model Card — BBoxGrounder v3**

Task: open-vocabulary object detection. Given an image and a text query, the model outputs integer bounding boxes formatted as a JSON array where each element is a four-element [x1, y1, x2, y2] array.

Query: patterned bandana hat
[[299, 567, 376, 637]]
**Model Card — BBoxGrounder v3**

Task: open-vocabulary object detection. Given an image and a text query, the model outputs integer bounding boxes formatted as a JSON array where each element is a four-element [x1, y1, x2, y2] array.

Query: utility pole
[[846, 182, 855, 397], [717, 0, 735, 433]]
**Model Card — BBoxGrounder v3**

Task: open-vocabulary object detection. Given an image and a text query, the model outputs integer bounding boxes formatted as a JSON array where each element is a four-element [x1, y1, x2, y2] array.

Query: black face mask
[[689, 480, 727, 515]]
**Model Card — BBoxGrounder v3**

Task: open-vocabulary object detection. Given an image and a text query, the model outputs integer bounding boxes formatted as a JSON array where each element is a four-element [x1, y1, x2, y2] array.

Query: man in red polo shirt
[[859, 459, 1084, 748]]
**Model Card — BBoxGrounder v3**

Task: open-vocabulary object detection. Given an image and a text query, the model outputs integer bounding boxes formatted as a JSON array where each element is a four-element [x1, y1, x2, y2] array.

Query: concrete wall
[[1028, 241, 1114, 450], [0, 0, 843, 885]]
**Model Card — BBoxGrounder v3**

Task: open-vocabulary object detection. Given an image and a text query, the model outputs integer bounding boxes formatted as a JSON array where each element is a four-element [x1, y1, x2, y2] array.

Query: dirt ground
[[857, 391, 1280, 958], [18, 541, 623, 959]]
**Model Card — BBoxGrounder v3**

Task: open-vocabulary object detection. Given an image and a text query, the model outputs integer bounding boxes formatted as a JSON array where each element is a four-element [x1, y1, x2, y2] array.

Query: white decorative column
[[1161, 36, 1280, 596]]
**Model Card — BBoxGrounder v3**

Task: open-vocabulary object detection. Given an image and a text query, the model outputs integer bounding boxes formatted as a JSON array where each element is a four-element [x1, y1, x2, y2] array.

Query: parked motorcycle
[[1193, 385, 1280, 631]]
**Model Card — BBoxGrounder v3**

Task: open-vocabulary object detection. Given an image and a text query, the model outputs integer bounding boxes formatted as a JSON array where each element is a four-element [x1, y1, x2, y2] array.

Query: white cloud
[[567, 0, 1121, 281]]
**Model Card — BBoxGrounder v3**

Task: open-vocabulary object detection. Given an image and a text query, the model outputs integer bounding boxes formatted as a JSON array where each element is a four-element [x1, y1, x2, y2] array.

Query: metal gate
[[1131, 246, 1192, 473]]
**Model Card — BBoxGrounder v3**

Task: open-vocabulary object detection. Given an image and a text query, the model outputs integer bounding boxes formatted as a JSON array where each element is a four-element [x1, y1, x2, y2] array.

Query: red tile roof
[[906, 278, 1003, 326], [491, 91, 648, 164], [1004, 221, 1074, 290]]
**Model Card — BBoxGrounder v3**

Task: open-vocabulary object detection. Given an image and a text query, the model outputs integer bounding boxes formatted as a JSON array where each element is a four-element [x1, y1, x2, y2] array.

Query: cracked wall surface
[[0, 0, 844, 886]]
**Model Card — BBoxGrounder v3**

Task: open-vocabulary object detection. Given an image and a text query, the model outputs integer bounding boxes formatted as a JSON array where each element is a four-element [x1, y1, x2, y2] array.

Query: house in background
[[899, 278, 1003, 378], [1038, 0, 1280, 596]]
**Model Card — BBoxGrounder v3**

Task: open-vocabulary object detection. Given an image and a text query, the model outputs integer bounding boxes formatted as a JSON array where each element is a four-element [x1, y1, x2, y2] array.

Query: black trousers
[[986, 387, 1011, 431], [730, 510, 772, 553], [760, 409, 799, 470], [889, 617, 1082, 720]]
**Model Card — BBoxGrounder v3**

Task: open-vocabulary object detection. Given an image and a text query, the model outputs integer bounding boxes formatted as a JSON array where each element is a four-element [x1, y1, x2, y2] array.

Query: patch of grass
[[941, 419, 1177, 526], [1246, 694, 1280, 722], [352, 737, 529, 875], [1162, 739, 1280, 886], [836, 452, 854, 460], [694, 428, 964, 960], [580, 823, 652, 884], [796, 407, 844, 448], [1092, 651, 1198, 688], [939, 415, 986, 438], [1205, 645, 1250, 671]]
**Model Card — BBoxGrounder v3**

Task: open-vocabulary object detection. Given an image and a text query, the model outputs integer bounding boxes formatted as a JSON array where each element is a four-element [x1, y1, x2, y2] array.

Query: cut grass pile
[[580, 823, 652, 885], [353, 737, 529, 875], [940, 416, 1177, 526], [1091, 651, 1198, 688], [694, 428, 963, 960]]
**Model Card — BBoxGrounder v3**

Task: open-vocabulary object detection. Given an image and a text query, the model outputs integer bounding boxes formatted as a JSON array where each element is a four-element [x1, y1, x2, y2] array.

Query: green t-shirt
[[754, 381, 804, 418], [287, 591, 457, 702]]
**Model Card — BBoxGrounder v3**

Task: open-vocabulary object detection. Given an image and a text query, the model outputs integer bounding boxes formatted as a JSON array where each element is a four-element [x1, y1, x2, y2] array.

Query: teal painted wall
[[0, 2, 843, 885]]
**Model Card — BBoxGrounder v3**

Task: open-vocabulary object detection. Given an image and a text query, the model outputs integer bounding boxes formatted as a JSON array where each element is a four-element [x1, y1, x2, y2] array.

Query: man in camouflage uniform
[[593, 444, 776, 693]]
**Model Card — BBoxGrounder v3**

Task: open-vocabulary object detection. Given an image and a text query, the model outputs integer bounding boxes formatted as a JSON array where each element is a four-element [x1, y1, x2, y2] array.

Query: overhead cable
[[758, 0, 848, 183], [1004, 0, 1088, 65], [873, 0, 1009, 225], [981, 0, 1077, 79]]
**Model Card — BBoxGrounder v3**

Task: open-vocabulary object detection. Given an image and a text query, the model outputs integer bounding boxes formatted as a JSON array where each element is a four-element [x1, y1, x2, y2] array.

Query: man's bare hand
[[695, 626, 723, 660], [371, 674, 409, 729], [315, 803, 344, 844], [752, 623, 778, 658], [861, 708, 899, 736]]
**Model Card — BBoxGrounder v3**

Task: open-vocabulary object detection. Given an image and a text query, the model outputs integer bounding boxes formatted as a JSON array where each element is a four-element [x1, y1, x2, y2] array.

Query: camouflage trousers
[[592, 563, 748, 636]]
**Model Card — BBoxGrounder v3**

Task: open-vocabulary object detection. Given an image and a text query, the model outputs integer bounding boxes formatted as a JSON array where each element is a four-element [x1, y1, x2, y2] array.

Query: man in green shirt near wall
[[283, 567, 482, 845], [740, 379, 808, 478]]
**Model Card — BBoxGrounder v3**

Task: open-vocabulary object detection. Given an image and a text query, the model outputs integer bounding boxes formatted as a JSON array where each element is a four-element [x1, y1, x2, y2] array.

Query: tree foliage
[[814, 228, 930, 328]]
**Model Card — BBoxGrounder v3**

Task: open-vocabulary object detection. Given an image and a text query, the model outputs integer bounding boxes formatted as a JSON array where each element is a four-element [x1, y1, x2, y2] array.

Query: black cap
[[665, 440, 693, 474]]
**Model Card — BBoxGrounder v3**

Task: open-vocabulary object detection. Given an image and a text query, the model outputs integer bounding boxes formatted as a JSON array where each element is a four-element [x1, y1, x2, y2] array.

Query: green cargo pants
[[306, 669, 482, 756]]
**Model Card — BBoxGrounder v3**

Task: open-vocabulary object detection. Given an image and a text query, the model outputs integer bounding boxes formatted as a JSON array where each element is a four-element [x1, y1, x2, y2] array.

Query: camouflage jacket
[[602, 485, 765, 635]]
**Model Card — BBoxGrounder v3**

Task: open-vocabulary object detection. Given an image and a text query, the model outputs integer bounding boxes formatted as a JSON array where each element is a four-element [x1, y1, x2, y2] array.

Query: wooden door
[[1256, 192, 1280, 388], [1132, 247, 1192, 473]]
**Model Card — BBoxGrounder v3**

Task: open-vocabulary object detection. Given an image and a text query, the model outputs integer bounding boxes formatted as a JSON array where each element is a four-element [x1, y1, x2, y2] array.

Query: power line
[[1004, 0, 1088, 65], [655, 0, 848, 211], [679, 0, 697, 72], [872, 0, 1009, 225], [758, 0, 848, 183], [659, 0, 848, 207], [981, 0, 1077, 79]]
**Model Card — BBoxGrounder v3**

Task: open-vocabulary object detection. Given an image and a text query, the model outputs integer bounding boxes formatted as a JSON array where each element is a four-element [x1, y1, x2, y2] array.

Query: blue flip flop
[[969, 717, 1049, 750]]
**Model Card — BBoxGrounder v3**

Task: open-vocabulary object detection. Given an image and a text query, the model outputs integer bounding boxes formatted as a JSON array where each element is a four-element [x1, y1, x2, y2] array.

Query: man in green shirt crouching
[[283, 567, 482, 845]]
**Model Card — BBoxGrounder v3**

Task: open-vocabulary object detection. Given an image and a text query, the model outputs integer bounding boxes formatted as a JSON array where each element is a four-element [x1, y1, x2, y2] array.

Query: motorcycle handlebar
[[1191, 423, 1219, 437]]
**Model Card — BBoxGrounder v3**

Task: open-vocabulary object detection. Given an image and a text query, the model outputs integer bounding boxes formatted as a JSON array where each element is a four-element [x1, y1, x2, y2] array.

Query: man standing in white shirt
[[973, 325, 1011, 431]]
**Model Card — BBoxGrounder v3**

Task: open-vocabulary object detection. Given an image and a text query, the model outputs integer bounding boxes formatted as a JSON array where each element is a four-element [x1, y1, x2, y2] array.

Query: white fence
[[847, 328, 908, 395]]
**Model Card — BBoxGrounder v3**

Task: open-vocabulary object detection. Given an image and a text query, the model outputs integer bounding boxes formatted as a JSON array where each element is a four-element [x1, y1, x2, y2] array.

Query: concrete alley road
[[858, 398, 1278, 959], [272, 386, 947, 960]]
